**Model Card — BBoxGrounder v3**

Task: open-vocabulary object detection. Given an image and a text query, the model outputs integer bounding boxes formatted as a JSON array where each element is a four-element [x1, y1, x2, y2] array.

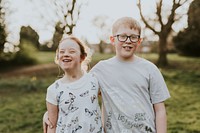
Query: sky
[[2, 0, 191, 47]]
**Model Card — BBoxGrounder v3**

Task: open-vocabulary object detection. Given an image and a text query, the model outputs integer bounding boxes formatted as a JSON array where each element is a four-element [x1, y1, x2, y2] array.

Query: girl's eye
[[59, 51, 64, 54], [69, 51, 76, 54]]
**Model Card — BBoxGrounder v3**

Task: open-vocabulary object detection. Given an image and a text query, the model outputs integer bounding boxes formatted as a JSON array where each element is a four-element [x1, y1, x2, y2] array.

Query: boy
[[44, 17, 170, 133], [90, 17, 170, 133]]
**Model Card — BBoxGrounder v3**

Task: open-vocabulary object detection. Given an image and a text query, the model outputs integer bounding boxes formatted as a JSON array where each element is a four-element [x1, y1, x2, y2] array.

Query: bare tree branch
[[137, 0, 159, 34], [137, 0, 193, 67], [156, 0, 164, 29], [164, 0, 181, 34]]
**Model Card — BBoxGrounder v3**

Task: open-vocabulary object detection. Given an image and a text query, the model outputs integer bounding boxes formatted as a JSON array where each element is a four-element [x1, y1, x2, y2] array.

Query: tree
[[20, 26, 40, 49], [173, 0, 200, 56], [137, 0, 192, 67], [92, 16, 111, 53], [0, 0, 6, 59], [52, 0, 88, 47]]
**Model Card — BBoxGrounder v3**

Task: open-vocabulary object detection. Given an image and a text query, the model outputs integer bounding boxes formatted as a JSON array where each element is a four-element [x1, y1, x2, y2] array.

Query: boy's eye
[[130, 36, 138, 40], [130, 35, 139, 38], [119, 35, 127, 39]]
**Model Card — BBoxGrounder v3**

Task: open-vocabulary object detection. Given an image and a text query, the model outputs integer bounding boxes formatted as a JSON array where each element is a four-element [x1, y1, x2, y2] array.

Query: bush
[[173, 0, 200, 57], [0, 40, 37, 67]]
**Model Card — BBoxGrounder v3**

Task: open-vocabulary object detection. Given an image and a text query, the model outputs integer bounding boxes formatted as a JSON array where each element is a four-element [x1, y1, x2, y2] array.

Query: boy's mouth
[[122, 46, 133, 50]]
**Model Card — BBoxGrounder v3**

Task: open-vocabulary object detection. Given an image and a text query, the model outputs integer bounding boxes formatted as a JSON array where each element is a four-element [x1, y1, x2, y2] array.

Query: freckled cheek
[[116, 45, 123, 51], [58, 56, 63, 62]]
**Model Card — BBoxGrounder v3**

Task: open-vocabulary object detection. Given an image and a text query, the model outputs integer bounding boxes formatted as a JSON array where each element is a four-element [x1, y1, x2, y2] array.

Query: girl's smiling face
[[57, 39, 83, 71]]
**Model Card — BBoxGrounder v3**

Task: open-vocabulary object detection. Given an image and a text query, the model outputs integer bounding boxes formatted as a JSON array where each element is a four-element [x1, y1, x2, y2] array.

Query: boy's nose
[[125, 38, 132, 43]]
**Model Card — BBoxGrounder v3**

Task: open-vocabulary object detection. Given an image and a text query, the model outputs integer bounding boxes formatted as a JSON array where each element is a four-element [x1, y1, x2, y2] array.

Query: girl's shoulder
[[47, 79, 61, 91], [84, 72, 97, 81]]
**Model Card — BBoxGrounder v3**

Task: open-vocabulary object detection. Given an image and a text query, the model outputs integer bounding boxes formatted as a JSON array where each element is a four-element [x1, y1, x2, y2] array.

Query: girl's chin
[[60, 66, 72, 71]]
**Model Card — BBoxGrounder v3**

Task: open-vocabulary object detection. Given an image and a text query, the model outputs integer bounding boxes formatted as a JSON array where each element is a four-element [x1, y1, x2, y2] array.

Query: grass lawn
[[0, 52, 200, 133]]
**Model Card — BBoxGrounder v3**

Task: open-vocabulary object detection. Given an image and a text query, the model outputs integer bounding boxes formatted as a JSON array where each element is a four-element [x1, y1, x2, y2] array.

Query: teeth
[[63, 59, 71, 62], [123, 46, 132, 49]]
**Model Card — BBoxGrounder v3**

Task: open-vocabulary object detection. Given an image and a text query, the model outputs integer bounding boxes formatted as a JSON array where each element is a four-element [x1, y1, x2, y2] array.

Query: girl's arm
[[46, 102, 58, 133], [153, 102, 167, 133]]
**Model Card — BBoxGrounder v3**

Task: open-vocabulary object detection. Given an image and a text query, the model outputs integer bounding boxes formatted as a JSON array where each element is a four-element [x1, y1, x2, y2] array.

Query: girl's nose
[[63, 51, 70, 56]]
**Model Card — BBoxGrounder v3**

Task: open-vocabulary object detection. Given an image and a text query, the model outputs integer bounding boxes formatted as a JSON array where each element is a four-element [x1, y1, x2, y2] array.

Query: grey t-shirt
[[91, 56, 170, 133]]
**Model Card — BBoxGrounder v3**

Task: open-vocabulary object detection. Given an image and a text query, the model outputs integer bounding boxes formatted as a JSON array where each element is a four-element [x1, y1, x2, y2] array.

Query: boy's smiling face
[[110, 26, 142, 61]]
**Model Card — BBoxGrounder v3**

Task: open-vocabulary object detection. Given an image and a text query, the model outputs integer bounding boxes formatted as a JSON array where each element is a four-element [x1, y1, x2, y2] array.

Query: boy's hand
[[43, 111, 53, 133]]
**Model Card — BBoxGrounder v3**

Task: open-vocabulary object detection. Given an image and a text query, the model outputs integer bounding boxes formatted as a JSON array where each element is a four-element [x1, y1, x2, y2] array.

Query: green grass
[[0, 52, 200, 133], [35, 51, 56, 64]]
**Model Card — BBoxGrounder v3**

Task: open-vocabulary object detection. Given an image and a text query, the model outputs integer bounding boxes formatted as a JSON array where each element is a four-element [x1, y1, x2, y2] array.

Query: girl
[[46, 36, 103, 133]]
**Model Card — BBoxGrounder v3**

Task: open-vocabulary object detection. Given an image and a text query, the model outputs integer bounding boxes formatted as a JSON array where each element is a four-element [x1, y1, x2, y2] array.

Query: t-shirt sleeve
[[46, 83, 58, 105], [90, 61, 102, 79], [149, 65, 170, 104]]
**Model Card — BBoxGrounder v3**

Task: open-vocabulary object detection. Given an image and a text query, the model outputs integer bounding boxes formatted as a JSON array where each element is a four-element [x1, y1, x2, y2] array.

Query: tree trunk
[[157, 35, 168, 67], [99, 41, 104, 53]]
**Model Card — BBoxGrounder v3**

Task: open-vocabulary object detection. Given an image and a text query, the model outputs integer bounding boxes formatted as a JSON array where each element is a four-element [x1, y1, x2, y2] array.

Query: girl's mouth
[[62, 59, 72, 62]]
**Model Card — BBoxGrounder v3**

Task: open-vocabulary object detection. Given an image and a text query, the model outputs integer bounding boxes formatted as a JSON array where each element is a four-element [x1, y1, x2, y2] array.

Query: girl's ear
[[110, 36, 115, 46], [80, 53, 87, 62]]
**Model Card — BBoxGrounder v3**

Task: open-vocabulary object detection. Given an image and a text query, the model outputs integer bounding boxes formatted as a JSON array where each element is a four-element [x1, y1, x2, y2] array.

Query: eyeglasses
[[113, 34, 140, 43]]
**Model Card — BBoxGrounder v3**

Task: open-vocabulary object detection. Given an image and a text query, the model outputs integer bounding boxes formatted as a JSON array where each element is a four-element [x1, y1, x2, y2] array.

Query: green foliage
[[0, 26, 40, 66], [0, 53, 200, 133], [14, 41, 37, 65], [34, 51, 55, 64], [0, 0, 6, 56], [0, 24, 6, 49], [20, 26, 40, 49], [0, 40, 37, 67], [173, 0, 200, 57], [12, 54, 36, 65]]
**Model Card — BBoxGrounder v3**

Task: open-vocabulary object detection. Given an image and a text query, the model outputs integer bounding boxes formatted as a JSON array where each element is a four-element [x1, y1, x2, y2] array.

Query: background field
[[0, 52, 200, 133]]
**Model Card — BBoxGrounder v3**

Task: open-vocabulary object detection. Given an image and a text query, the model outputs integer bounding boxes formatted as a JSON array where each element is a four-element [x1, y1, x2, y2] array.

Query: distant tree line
[[0, 0, 200, 67]]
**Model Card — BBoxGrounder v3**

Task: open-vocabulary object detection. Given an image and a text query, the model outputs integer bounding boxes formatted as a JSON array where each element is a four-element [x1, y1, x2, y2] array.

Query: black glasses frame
[[113, 34, 140, 43]]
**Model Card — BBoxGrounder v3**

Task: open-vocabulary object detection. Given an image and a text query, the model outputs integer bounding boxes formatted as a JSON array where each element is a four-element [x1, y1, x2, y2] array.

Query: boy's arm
[[46, 102, 58, 133], [153, 102, 167, 133], [43, 111, 54, 133]]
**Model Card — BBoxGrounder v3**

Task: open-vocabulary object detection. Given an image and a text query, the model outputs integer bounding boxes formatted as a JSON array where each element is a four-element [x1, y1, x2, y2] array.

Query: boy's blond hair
[[112, 17, 141, 35]]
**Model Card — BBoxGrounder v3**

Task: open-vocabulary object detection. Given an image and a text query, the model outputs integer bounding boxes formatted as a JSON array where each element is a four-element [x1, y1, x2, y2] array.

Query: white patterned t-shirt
[[46, 73, 103, 133]]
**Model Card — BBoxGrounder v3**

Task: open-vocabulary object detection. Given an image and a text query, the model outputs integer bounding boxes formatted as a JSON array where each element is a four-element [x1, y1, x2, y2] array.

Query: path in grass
[[1, 63, 58, 77]]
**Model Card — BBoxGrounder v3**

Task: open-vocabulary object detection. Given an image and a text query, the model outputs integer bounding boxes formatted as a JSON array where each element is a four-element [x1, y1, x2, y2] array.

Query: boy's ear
[[110, 36, 115, 45], [137, 38, 143, 45]]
